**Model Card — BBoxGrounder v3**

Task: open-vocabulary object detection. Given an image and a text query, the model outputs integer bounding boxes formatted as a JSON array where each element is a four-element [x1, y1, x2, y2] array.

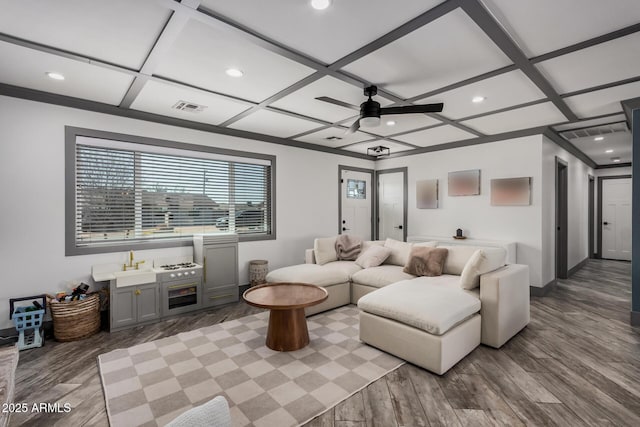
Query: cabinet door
[[203, 244, 238, 291], [112, 287, 136, 329], [137, 283, 161, 322]]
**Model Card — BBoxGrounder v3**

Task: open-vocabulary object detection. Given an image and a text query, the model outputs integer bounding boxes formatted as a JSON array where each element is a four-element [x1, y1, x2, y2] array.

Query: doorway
[[598, 175, 632, 261], [376, 168, 407, 241], [339, 166, 374, 240], [556, 157, 568, 280], [589, 175, 594, 258]]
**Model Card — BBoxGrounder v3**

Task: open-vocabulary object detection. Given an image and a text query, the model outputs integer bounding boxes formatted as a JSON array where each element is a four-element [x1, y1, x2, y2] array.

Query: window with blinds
[[68, 132, 274, 253]]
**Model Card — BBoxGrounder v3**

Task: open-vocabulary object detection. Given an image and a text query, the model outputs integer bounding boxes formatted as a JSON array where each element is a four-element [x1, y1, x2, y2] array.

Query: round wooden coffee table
[[243, 283, 328, 351]]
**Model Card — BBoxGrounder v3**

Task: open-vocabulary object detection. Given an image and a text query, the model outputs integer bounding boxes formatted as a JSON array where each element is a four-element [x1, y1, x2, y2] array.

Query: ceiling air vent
[[325, 136, 343, 141], [172, 100, 207, 113]]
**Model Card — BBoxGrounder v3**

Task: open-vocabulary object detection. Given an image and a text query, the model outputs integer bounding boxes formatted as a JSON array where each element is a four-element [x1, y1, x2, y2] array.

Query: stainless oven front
[[161, 279, 202, 316]]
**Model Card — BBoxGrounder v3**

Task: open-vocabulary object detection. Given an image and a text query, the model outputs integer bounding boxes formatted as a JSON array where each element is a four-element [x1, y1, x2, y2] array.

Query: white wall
[[541, 137, 594, 286], [377, 136, 545, 286], [0, 96, 374, 329]]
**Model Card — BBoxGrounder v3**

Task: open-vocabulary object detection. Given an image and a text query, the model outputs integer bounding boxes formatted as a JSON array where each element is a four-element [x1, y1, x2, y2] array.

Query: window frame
[[65, 126, 276, 256]]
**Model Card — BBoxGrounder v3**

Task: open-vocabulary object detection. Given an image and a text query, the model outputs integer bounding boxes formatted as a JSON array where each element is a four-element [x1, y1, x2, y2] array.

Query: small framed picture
[[491, 177, 531, 206], [416, 179, 438, 209], [448, 170, 480, 196]]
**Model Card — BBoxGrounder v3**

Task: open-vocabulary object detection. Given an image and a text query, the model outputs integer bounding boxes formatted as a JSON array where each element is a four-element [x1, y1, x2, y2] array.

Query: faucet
[[123, 250, 140, 271]]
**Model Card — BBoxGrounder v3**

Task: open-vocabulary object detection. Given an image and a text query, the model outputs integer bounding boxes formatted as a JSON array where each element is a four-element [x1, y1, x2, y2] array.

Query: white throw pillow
[[414, 241, 437, 248], [383, 238, 413, 266], [459, 249, 485, 289], [355, 246, 392, 269], [314, 237, 338, 265]]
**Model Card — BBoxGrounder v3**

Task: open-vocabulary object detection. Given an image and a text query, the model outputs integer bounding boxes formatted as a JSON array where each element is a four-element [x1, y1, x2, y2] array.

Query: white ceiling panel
[[418, 70, 545, 120], [155, 19, 314, 103], [271, 76, 391, 123], [295, 128, 372, 148], [553, 114, 627, 132], [568, 130, 632, 165], [342, 140, 414, 155], [228, 109, 321, 138], [200, 0, 443, 64], [481, 0, 640, 57], [0, 41, 133, 105], [0, 0, 171, 69], [563, 81, 640, 118], [342, 9, 512, 98], [394, 125, 476, 147], [536, 33, 640, 94], [460, 102, 566, 134], [366, 114, 441, 137], [131, 80, 250, 125]]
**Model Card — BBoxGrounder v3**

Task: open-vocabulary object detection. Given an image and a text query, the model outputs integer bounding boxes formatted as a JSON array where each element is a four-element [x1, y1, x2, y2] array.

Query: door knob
[[394, 225, 403, 230], [342, 227, 350, 231], [603, 221, 609, 225]]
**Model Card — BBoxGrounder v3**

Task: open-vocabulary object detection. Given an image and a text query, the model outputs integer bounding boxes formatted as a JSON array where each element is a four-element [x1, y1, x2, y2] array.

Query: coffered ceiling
[[0, 0, 638, 166]]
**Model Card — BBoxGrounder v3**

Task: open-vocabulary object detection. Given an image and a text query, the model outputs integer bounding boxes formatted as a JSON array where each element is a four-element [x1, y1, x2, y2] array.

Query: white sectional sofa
[[265, 237, 530, 374]]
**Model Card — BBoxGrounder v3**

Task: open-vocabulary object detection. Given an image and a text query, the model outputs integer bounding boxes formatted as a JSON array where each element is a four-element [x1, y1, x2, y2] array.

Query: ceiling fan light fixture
[[310, 0, 331, 10], [361, 116, 380, 127], [367, 145, 390, 157]]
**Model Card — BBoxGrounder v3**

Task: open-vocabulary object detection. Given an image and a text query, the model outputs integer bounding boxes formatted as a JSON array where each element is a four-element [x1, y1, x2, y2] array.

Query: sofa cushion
[[403, 247, 449, 277], [362, 240, 385, 251], [358, 278, 481, 335], [383, 238, 414, 266], [459, 249, 484, 289], [351, 265, 415, 288], [355, 245, 391, 269], [266, 261, 360, 287], [437, 245, 506, 276], [314, 237, 338, 265]]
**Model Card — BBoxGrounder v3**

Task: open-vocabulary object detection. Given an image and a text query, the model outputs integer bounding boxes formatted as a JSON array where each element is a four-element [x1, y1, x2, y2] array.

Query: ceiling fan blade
[[315, 96, 360, 111], [380, 103, 444, 115], [346, 119, 361, 134]]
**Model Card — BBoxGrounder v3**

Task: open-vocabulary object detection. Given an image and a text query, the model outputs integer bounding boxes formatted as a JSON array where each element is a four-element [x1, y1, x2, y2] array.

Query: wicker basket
[[47, 293, 101, 342]]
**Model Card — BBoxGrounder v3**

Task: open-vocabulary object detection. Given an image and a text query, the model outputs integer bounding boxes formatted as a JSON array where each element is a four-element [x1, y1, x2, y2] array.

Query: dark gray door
[[589, 175, 594, 258], [556, 158, 568, 279]]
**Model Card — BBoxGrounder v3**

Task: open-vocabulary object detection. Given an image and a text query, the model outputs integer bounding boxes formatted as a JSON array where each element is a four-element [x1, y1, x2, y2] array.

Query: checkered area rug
[[98, 305, 404, 427]]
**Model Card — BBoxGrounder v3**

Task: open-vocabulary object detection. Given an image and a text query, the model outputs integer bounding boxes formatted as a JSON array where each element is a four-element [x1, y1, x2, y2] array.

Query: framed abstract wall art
[[491, 177, 531, 206], [416, 179, 438, 209], [448, 169, 480, 196]]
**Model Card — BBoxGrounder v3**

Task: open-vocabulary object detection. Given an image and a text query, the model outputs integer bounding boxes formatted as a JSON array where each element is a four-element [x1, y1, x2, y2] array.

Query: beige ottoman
[[358, 279, 481, 375]]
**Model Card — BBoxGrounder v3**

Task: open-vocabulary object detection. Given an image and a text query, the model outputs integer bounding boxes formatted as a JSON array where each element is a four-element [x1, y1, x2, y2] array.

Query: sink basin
[[113, 269, 156, 287]]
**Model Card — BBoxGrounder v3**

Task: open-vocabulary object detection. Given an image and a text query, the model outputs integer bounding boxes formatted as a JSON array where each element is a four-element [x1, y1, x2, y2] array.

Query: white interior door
[[602, 178, 632, 261], [341, 169, 372, 240], [378, 172, 405, 241]]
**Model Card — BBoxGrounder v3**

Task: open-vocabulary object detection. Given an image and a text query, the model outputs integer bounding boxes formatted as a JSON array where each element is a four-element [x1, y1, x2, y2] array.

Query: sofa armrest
[[479, 264, 530, 348], [305, 249, 316, 264]]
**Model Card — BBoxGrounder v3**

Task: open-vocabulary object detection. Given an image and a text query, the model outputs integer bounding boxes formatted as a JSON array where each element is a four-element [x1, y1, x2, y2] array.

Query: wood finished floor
[[7, 259, 640, 426]]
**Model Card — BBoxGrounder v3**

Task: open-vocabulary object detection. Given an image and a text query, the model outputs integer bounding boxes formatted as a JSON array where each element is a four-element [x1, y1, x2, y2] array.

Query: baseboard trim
[[530, 280, 556, 297], [568, 257, 589, 277], [631, 311, 640, 326]]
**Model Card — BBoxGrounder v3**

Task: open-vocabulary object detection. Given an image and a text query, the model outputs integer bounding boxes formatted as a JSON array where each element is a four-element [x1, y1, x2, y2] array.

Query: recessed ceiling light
[[605, 149, 613, 153], [311, 0, 331, 10], [46, 72, 65, 81], [386, 120, 396, 126], [472, 96, 485, 103], [594, 136, 604, 141], [225, 68, 244, 78], [613, 158, 621, 163]]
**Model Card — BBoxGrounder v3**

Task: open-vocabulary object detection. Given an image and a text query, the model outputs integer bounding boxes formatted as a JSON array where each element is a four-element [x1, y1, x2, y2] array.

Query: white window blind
[[74, 142, 272, 248]]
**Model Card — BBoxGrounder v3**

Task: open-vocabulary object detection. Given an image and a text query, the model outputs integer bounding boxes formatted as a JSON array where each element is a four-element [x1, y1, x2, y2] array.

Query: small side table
[[243, 283, 328, 351]]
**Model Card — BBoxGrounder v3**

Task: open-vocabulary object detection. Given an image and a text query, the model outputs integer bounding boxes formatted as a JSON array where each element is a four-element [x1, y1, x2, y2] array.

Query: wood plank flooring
[[7, 259, 640, 426]]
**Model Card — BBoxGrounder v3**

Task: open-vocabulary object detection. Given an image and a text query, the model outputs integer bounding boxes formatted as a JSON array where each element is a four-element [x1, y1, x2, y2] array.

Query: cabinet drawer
[[203, 287, 238, 308]]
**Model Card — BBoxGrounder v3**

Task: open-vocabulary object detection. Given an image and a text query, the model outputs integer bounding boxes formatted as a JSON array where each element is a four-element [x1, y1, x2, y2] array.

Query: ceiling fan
[[316, 85, 444, 134]]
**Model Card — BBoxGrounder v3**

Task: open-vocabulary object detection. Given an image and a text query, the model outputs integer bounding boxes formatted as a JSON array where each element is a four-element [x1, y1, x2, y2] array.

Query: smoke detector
[[172, 100, 207, 113]]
